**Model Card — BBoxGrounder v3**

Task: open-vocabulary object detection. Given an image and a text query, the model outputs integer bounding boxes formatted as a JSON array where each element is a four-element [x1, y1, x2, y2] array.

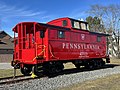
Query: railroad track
[[0, 75, 38, 85], [0, 64, 118, 85]]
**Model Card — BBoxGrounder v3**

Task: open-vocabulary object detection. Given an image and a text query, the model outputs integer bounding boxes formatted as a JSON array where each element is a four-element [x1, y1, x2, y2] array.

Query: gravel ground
[[0, 63, 13, 69], [0, 65, 120, 90]]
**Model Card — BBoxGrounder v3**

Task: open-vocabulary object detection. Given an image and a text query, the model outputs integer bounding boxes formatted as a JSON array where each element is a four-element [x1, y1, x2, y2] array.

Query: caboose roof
[[47, 17, 88, 24], [0, 31, 13, 49], [90, 31, 110, 36], [13, 22, 70, 33], [38, 22, 70, 30], [39, 22, 110, 36], [13, 19, 110, 37], [68, 17, 88, 24]]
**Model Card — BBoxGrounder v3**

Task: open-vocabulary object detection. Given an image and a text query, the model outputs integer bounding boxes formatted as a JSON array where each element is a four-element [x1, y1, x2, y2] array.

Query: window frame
[[62, 20, 68, 27], [58, 30, 65, 39], [97, 36, 101, 42], [80, 22, 86, 30], [71, 21, 80, 29], [71, 19, 89, 31]]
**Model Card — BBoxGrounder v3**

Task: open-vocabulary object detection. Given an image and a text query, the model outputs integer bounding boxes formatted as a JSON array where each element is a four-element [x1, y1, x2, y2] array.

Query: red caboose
[[12, 17, 110, 76]]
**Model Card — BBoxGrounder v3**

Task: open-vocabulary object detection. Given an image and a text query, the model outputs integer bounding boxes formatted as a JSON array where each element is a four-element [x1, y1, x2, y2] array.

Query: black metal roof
[[38, 23, 70, 30], [0, 31, 13, 49], [0, 31, 12, 38], [89, 31, 111, 36]]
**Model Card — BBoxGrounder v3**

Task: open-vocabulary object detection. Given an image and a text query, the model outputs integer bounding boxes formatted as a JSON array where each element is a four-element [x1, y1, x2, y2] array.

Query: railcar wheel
[[97, 60, 102, 68], [95, 59, 104, 68], [32, 65, 44, 77], [20, 65, 32, 76], [101, 61, 105, 66], [44, 62, 64, 76], [85, 61, 95, 69]]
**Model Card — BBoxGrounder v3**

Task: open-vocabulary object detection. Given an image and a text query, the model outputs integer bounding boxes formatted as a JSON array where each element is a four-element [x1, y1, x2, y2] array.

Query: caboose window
[[71, 21, 80, 29], [97, 36, 101, 42], [58, 31, 65, 38], [74, 21, 80, 29], [71, 19, 89, 31], [40, 30, 45, 38], [62, 20, 67, 26], [80, 23, 86, 30]]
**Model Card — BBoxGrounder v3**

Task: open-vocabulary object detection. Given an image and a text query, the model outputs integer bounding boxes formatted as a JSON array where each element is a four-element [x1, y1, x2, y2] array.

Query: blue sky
[[0, 0, 120, 37]]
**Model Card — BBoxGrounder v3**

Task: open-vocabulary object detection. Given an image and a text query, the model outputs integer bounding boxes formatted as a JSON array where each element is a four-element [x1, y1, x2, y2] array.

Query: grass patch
[[110, 58, 120, 64], [0, 69, 22, 78]]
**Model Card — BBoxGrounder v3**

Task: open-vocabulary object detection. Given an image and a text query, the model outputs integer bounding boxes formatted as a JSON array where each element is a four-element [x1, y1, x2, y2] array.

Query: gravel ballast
[[1, 65, 120, 90]]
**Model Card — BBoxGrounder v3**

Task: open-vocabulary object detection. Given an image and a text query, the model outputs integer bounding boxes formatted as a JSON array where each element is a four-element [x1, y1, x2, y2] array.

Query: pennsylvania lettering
[[62, 43, 100, 50]]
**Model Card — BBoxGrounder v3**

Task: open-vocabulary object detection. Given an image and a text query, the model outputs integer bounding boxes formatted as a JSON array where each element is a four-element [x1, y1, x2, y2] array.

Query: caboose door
[[35, 26, 46, 60], [26, 29, 34, 49]]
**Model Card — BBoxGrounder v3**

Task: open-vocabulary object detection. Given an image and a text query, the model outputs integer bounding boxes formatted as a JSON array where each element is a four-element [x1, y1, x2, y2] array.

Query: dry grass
[[110, 58, 120, 64], [0, 69, 22, 78]]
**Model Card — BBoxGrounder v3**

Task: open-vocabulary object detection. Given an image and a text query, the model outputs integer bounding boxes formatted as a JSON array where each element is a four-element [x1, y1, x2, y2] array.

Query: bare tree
[[87, 4, 120, 58]]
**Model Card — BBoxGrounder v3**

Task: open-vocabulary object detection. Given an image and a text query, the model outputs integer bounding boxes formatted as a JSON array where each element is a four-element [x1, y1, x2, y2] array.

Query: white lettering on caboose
[[62, 43, 100, 50]]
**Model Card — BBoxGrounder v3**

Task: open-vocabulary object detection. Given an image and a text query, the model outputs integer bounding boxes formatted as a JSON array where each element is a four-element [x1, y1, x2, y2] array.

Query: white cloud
[[0, 3, 45, 18], [0, 2, 53, 36]]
